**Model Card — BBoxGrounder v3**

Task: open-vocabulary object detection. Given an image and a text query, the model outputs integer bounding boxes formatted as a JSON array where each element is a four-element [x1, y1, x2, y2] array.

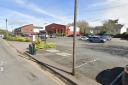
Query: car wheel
[[89, 40, 92, 42], [101, 40, 105, 43]]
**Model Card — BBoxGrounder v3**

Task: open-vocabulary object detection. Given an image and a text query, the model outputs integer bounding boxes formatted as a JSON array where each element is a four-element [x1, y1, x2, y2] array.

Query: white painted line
[[46, 49, 60, 53], [75, 59, 98, 69], [56, 52, 71, 57], [0, 67, 4, 72], [56, 56, 71, 61]]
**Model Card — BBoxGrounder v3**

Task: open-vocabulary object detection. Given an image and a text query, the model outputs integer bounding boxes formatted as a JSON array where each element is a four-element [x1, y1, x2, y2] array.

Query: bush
[[6, 36, 31, 42], [113, 32, 128, 40], [56, 32, 62, 36], [35, 39, 56, 49]]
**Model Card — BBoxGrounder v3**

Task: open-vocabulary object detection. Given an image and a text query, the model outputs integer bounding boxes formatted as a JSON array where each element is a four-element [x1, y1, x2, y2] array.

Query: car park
[[88, 36, 107, 43]]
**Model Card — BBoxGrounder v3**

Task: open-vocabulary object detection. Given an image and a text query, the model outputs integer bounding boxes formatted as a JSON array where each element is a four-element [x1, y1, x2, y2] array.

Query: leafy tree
[[102, 19, 123, 34]]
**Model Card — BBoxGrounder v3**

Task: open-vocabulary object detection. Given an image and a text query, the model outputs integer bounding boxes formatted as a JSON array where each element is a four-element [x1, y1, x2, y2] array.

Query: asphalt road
[[0, 38, 65, 85], [46, 37, 128, 83]]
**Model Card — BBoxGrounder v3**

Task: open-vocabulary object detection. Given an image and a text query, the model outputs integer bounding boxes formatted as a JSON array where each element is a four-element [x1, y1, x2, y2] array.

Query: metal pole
[[6, 19, 8, 31], [72, 0, 78, 75], [5, 19, 8, 37]]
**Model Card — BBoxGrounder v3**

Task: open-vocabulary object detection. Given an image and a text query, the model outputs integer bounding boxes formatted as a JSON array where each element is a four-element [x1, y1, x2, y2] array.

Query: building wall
[[66, 26, 80, 36], [33, 27, 44, 33], [14, 24, 33, 36], [45, 23, 67, 35], [45, 23, 80, 36], [21, 24, 33, 35]]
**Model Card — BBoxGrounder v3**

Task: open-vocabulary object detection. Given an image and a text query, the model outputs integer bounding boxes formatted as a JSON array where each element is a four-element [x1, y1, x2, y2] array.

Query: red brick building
[[14, 24, 33, 36], [14, 24, 44, 37], [45, 23, 80, 36]]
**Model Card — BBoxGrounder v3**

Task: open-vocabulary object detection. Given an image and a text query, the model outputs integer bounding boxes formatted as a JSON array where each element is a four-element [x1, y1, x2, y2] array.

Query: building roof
[[46, 23, 67, 27], [15, 24, 33, 30]]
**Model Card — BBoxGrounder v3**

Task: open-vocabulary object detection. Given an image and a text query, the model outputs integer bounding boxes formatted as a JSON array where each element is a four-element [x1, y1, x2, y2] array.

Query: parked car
[[39, 34, 48, 40], [88, 36, 107, 43], [0, 34, 4, 38], [79, 36, 89, 41], [49, 34, 56, 38], [100, 35, 111, 41]]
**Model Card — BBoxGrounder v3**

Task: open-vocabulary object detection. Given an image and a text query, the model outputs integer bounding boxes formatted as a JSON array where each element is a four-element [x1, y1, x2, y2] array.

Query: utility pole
[[72, 0, 78, 75], [5, 19, 8, 37], [5, 19, 8, 31]]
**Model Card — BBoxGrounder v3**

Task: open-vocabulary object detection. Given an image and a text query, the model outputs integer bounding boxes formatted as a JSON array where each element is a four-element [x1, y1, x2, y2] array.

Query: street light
[[72, 0, 78, 75]]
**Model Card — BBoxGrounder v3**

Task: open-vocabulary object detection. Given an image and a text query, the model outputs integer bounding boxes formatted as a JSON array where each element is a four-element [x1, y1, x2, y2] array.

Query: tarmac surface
[[0, 38, 66, 85]]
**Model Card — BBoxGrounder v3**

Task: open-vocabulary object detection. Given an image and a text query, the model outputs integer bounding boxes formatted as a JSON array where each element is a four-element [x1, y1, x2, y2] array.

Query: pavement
[[0, 38, 66, 85]]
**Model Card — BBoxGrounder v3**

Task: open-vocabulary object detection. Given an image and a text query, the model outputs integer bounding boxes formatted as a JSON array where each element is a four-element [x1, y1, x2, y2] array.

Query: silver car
[[88, 36, 107, 43]]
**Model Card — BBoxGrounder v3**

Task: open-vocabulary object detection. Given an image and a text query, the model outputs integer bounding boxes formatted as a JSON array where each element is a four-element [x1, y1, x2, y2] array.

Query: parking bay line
[[56, 52, 72, 57], [56, 56, 71, 61], [46, 49, 60, 53], [75, 59, 98, 69], [0, 67, 4, 72]]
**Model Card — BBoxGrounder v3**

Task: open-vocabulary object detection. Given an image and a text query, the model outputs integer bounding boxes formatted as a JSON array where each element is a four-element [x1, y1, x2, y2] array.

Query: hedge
[[6, 36, 31, 42]]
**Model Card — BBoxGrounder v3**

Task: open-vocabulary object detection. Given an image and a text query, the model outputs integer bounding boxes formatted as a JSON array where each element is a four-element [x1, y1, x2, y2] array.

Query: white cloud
[[0, 7, 48, 31], [9, 10, 46, 26], [13, 0, 71, 23], [103, 0, 128, 25]]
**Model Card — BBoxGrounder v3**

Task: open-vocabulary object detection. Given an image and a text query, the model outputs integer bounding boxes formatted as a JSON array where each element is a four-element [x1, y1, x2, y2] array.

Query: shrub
[[113, 32, 128, 40], [35, 39, 56, 49], [56, 32, 62, 36]]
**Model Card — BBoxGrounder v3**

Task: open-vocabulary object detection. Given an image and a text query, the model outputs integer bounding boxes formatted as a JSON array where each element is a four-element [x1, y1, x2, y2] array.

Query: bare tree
[[68, 20, 89, 35]]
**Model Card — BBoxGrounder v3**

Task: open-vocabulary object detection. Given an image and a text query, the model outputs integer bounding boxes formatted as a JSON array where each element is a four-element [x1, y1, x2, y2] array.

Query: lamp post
[[72, 0, 78, 76]]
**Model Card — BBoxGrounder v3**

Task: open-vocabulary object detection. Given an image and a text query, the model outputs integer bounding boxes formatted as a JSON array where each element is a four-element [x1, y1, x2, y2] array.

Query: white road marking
[[56, 52, 71, 57], [46, 49, 60, 53], [75, 59, 98, 69], [56, 56, 71, 61], [0, 67, 4, 72]]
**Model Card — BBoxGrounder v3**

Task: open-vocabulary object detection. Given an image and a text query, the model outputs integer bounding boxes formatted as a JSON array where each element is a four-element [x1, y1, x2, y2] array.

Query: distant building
[[67, 26, 80, 36], [14, 24, 44, 37], [91, 24, 124, 34], [121, 25, 128, 34], [45, 23, 80, 36]]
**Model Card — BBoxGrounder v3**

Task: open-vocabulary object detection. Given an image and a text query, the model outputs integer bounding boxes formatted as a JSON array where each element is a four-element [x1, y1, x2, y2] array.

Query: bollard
[[32, 43, 36, 55], [122, 65, 128, 85], [29, 44, 32, 54]]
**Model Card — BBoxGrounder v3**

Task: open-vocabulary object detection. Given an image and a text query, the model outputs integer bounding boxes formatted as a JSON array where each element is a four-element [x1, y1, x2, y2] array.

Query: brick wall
[[21, 24, 33, 35], [45, 23, 66, 34]]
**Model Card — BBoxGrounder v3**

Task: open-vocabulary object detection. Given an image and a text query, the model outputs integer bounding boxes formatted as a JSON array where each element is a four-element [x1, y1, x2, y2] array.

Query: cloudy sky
[[0, 0, 128, 30]]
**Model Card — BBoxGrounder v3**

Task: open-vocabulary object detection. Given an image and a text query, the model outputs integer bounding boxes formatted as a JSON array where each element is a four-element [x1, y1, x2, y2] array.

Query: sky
[[0, 0, 128, 31]]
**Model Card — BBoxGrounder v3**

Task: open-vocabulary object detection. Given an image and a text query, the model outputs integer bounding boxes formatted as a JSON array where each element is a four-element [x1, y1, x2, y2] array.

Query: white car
[[79, 36, 89, 41]]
